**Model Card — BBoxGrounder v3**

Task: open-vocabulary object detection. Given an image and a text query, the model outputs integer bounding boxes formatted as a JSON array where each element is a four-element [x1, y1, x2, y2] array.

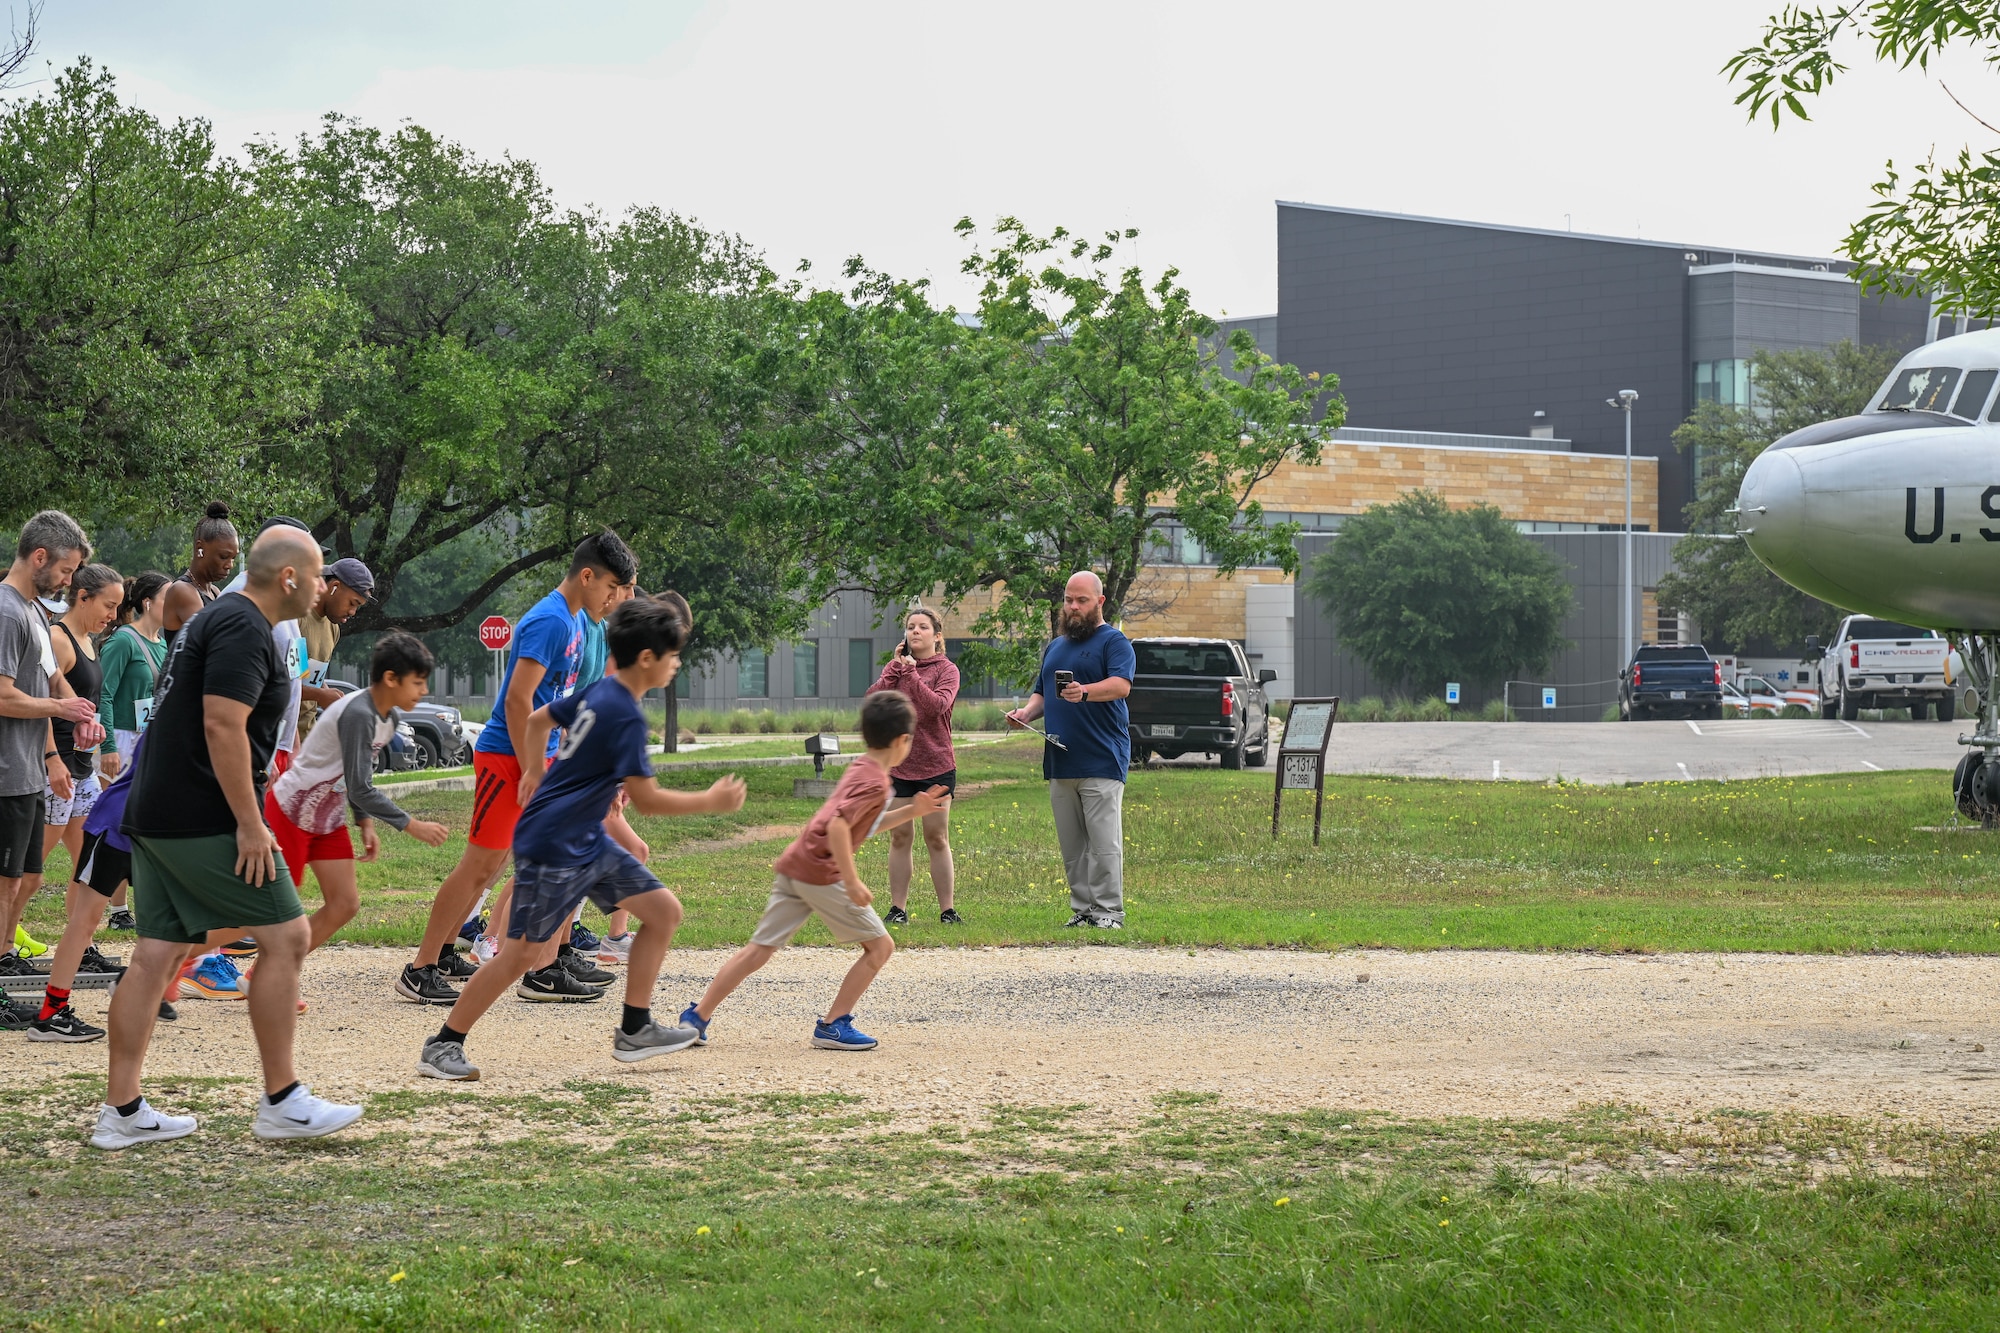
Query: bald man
[[95, 526, 364, 1149], [1005, 571, 1135, 928]]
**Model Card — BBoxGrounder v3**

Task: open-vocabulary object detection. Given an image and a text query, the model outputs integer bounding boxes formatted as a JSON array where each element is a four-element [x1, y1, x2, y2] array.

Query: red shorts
[[270, 747, 292, 780], [470, 751, 528, 850], [263, 788, 354, 888]]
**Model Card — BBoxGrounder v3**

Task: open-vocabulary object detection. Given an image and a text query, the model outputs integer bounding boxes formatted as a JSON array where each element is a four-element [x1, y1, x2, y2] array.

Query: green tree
[[1656, 341, 1899, 650], [1726, 4, 2000, 314], [0, 61, 325, 525], [754, 219, 1339, 685], [1304, 490, 1572, 694]]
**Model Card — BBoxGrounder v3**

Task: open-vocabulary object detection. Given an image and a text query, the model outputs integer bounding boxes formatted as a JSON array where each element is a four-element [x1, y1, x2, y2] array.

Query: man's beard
[[32, 566, 68, 597], [1061, 605, 1103, 642]]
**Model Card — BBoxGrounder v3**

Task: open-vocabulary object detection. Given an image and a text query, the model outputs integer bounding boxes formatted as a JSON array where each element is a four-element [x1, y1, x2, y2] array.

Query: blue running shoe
[[569, 921, 602, 953], [811, 1014, 877, 1051], [678, 1002, 710, 1045], [188, 953, 246, 1001], [457, 915, 486, 945]]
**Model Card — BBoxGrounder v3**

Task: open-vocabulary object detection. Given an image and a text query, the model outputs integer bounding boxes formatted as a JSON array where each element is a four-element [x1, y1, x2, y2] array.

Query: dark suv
[[1126, 638, 1275, 769]]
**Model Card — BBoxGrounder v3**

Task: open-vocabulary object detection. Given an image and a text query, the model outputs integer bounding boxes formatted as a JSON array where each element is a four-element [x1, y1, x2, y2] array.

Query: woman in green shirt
[[97, 571, 171, 780]]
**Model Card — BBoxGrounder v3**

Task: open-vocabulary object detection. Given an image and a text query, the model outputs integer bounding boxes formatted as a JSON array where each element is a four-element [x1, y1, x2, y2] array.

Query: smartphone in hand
[[1054, 670, 1074, 690]]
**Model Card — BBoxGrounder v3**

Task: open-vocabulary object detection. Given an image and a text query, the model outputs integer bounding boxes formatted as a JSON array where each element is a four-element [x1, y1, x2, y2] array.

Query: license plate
[[1148, 724, 1176, 737], [1669, 691, 1686, 700]]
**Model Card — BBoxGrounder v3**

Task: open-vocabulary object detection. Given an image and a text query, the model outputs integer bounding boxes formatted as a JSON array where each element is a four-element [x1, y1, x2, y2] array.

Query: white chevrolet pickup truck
[[1814, 616, 1953, 721]]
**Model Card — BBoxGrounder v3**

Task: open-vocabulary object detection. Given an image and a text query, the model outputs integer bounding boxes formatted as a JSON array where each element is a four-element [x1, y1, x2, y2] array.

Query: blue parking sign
[[1541, 687, 1557, 709], [1445, 682, 1460, 704]]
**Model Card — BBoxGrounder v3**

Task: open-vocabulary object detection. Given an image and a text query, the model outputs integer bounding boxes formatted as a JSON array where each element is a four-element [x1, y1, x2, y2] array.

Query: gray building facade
[[1270, 204, 1930, 527]]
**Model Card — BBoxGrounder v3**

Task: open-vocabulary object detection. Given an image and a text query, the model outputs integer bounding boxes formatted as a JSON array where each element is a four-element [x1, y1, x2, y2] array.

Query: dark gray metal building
[[1270, 204, 1930, 527]]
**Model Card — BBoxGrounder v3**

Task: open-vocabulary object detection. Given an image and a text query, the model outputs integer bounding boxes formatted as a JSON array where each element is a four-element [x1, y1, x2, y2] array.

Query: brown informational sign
[[1271, 697, 1340, 844]]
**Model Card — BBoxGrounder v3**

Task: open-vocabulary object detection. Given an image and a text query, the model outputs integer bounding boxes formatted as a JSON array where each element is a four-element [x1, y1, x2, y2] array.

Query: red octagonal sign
[[478, 616, 513, 651]]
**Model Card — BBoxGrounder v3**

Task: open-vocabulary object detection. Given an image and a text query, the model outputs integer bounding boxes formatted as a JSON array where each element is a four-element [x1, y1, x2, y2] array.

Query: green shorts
[[130, 834, 302, 945]]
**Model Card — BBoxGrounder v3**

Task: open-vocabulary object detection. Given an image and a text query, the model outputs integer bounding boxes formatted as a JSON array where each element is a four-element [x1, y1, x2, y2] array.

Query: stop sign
[[478, 616, 512, 651]]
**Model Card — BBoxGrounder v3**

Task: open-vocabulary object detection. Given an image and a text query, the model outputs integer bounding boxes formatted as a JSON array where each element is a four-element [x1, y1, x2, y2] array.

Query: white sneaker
[[90, 1099, 199, 1151], [596, 932, 633, 964], [251, 1086, 364, 1141], [472, 935, 499, 966]]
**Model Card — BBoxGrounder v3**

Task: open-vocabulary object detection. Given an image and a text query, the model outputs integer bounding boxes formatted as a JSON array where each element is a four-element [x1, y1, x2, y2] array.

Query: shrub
[[1480, 698, 1511, 722], [1415, 696, 1451, 721], [1388, 697, 1421, 722], [1348, 696, 1388, 723]]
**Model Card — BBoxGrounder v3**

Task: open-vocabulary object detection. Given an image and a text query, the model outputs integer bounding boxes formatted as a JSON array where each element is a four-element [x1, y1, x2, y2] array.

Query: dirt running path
[[13, 946, 2000, 1127]]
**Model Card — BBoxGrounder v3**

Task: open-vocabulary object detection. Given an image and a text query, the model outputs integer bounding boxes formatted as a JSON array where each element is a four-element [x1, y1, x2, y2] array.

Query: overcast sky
[[31, 1, 2000, 314]]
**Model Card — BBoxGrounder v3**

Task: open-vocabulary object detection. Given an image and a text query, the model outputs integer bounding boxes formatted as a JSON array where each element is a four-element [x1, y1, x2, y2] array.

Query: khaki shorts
[[750, 872, 888, 948]]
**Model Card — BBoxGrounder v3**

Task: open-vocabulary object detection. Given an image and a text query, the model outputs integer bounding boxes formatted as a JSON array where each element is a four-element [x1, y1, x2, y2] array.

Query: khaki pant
[[1050, 777, 1124, 923]]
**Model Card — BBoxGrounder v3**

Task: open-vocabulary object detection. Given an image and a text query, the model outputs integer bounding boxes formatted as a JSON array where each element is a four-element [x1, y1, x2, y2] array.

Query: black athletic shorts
[[891, 769, 957, 800], [0, 791, 44, 878], [75, 828, 132, 898]]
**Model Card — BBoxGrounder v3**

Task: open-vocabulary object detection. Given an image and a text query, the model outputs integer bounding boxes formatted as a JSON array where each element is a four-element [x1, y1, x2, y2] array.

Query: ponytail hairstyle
[[193, 501, 235, 549], [65, 564, 122, 609], [118, 570, 172, 626]]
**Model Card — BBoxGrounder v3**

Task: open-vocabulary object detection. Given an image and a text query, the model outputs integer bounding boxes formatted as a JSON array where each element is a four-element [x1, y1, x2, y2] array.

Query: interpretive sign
[[1271, 696, 1340, 845]]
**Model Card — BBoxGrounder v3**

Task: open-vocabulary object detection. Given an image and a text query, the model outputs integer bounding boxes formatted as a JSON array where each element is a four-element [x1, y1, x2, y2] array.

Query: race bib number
[[286, 637, 310, 679], [305, 659, 328, 689], [134, 697, 154, 732], [32, 621, 54, 679]]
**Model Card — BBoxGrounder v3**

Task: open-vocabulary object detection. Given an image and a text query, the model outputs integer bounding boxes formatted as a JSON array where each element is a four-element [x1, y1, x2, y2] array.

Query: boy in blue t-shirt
[[416, 597, 746, 1080]]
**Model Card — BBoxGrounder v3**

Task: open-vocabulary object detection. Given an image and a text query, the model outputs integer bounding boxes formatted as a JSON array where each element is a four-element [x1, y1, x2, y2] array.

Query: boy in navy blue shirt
[[416, 597, 745, 1080]]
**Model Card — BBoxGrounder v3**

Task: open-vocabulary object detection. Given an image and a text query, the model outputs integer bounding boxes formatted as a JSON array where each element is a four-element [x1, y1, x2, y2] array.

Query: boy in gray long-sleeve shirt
[[267, 632, 449, 953]]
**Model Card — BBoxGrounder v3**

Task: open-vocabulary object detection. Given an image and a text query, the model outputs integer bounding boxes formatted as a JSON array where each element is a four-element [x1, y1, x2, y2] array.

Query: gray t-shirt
[[0, 584, 53, 797]]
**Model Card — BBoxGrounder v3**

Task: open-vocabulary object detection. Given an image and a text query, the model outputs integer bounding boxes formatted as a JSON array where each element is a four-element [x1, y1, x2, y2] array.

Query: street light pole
[[1606, 390, 1639, 670]]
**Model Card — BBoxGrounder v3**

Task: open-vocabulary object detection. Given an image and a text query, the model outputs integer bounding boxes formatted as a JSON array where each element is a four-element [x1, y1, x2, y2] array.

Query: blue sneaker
[[811, 1014, 877, 1051], [457, 915, 486, 945], [187, 953, 246, 1001], [677, 1002, 710, 1045], [569, 921, 602, 953]]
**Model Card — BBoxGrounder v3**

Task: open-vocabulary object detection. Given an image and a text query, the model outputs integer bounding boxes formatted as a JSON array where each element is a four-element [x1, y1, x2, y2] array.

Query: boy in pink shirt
[[681, 691, 949, 1051]]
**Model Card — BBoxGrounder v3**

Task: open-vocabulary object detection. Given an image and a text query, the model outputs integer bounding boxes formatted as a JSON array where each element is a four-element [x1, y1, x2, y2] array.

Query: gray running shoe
[[612, 1021, 702, 1064], [1090, 917, 1124, 930], [417, 1039, 481, 1081]]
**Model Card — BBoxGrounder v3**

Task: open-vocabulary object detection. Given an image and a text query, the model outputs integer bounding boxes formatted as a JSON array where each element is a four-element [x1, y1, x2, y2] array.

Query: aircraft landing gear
[[1953, 633, 2000, 827]]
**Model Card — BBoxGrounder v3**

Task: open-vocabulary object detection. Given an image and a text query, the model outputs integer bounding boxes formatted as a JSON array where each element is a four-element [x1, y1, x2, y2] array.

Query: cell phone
[[1054, 670, 1074, 690]]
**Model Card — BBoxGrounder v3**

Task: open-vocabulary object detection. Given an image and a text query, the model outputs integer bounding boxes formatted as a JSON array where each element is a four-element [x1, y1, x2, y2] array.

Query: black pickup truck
[[1126, 637, 1276, 769], [1618, 644, 1724, 721]]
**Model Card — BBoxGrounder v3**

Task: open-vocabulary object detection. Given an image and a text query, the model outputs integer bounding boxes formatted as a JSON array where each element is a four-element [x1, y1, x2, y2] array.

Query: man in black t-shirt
[[94, 527, 365, 1151]]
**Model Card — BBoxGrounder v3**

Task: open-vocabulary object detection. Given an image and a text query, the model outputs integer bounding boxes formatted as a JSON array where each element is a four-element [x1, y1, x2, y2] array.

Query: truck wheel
[[1839, 690, 1859, 722], [1704, 704, 1723, 721], [1220, 742, 1244, 770], [1245, 741, 1268, 767], [1911, 700, 1930, 721], [1939, 693, 1957, 723], [1820, 696, 1836, 720], [412, 734, 441, 770], [1130, 740, 1146, 766]]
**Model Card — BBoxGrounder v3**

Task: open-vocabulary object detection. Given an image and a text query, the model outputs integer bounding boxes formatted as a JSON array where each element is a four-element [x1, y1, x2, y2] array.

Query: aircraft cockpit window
[[1953, 368, 1999, 419], [1880, 366, 1961, 413]]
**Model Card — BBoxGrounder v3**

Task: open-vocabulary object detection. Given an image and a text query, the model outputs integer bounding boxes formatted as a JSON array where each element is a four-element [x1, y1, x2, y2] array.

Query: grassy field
[[27, 736, 2000, 955], [12, 1074, 1999, 1330]]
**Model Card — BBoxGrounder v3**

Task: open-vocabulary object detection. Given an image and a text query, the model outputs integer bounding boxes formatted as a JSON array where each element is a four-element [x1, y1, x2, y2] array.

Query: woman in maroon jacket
[[868, 607, 962, 925]]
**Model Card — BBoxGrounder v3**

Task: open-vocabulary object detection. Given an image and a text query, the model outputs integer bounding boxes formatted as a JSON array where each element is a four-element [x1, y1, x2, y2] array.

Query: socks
[[114, 1096, 142, 1117], [435, 1023, 468, 1047], [266, 1081, 300, 1107], [621, 1004, 650, 1035], [37, 984, 70, 1022]]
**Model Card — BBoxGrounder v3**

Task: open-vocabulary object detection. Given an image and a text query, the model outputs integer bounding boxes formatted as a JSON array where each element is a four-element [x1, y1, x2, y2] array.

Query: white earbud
[[285, 578, 297, 591]]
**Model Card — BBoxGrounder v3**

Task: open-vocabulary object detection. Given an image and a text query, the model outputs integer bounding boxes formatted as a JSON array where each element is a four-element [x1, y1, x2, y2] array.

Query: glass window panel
[[675, 668, 690, 698], [1880, 366, 1961, 412], [736, 647, 767, 698], [849, 638, 876, 696], [793, 641, 818, 698], [1954, 368, 1998, 419]]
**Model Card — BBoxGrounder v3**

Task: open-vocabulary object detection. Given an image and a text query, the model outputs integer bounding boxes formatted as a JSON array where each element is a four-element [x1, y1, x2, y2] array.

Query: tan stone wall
[[1257, 442, 1658, 530], [1121, 566, 1292, 639]]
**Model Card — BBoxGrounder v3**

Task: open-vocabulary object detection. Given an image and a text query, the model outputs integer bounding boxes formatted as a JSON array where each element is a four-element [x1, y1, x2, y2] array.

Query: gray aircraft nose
[[1738, 445, 1806, 576]]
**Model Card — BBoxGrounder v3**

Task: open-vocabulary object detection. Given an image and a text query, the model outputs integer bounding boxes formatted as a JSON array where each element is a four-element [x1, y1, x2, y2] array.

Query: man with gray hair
[[0, 511, 105, 1017], [97, 525, 363, 1149], [1005, 571, 1136, 927]]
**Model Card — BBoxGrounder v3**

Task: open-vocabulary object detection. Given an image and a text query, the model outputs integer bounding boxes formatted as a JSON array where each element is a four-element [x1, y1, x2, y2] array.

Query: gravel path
[[13, 946, 1998, 1128]]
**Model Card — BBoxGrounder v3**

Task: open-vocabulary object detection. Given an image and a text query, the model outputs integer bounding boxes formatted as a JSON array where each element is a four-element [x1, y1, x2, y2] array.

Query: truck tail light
[[1850, 643, 1860, 668], [1714, 663, 1722, 687], [1220, 682, 1235, 718], [1633, 665, 1641, 688]]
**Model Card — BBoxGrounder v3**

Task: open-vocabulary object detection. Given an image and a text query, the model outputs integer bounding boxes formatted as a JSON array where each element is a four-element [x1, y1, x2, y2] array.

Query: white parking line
[[1841, 721, 1872, 739], [1677, 762, 1692, 780], [1492, 759, 1501, 780], [1685, 719, 1703, 736], [1861, 760, 1884, 771]]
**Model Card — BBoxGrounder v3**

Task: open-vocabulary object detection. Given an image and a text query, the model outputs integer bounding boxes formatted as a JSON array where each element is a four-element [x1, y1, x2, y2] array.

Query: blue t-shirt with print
[[1034, 623, 1136, 782], [513, 678, 654, 866], [476, 589, 585, 757], [577, 613, 608, 689]]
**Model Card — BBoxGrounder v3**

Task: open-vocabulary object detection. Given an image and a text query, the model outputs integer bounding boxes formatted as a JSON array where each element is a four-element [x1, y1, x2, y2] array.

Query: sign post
[[1271, 696, 1341, 845], [478, 616, 513, 703]]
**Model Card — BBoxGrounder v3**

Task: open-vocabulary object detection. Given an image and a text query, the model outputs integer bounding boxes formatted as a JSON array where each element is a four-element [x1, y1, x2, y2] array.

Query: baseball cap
[[326, 557, 375, 596]]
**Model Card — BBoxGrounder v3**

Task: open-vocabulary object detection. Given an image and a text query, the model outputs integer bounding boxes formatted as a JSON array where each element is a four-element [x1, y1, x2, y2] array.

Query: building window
[[849, 638, 876, 697], [737, 647, 767, 698], [1694, 359, 1755, 409], [793, 641, 819, 698], [675, 667, 690, 699]]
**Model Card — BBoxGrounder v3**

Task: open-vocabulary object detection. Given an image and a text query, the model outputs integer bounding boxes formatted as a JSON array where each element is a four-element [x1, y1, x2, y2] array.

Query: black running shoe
[[883, 905, 909, 926], [939, 908, 964, 925], [106, 908, 137, 932], [569, 921, 602, 953], [516, 965, 605, 1003], [1063, 911, 1096, 929], [434, 947, 477, 980], [28, 1005, 104, 1043], [157, 1001, 178, 1022], [560, 951, 614, 986], [0, 952, 39, 978], [220, 937, 258, 958], [394, 963, 459, 1005], [0, 993, 32, 1030], [77, 945, 126, 977]]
